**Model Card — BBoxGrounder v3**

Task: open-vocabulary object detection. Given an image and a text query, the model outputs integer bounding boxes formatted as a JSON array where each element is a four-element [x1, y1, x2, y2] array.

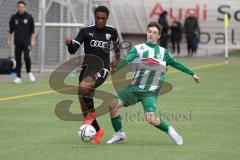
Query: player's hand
[[110, 61, 117, 74], [110, 65, 117, 74], [193, 75, 201, 84], [65, 36, 72, 45]]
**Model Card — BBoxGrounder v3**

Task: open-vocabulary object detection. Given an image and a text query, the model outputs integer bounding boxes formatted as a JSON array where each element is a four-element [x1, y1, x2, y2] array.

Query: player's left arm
[[110, 29, 121, 72], [165, 50, 201, 83]]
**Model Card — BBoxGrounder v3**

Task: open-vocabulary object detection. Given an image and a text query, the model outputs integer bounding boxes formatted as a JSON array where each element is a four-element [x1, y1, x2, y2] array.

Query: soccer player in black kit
[[65, 6, 120, 144]]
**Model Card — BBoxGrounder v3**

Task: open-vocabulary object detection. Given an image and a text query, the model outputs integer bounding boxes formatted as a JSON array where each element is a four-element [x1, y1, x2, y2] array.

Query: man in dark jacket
[[7, 1, 36, 84], [184, 10, 200, 57], [158, 11, 169, 48]]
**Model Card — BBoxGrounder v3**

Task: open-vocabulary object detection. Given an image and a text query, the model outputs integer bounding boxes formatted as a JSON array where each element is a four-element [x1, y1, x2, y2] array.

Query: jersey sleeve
[[116, 47, 137, 70], [29, 15, 35, 34], [9, 15, 15, 34], [165, 50, 195, 76], [67, 28, 85, 54]]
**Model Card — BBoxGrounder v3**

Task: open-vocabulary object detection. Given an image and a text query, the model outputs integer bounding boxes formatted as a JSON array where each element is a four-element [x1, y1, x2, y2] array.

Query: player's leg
[[23, 46, 35, 81], [78, 76, 105, 144], [107, 86, 138, 144], [78, 65, 97, 123], [78, 67, 109, 144], [91, 68, 110, 144], [14, 46, 23, 84], [142, 96, 183, 145], [78, 76, 97, 124], [106, 98, 126, 144]]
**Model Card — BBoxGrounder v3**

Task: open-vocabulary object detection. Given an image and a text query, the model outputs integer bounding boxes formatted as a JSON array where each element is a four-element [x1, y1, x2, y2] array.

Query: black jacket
[[9, 12, 35, 46], [170, 21, 182, 41], [184, 17, 200, 38], [158, 15, 169, 35]]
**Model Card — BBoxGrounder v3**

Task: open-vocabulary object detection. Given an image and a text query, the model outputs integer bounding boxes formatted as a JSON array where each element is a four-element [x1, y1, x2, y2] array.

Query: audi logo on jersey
[[90, 40, 110, 49]]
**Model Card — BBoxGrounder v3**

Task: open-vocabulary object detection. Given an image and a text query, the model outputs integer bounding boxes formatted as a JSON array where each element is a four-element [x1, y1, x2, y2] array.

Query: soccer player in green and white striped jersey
[[107, 22, 201, 145]]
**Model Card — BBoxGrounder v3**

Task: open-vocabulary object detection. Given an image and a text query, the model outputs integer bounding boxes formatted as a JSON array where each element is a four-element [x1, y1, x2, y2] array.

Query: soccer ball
[[77, 124, 96, 142]]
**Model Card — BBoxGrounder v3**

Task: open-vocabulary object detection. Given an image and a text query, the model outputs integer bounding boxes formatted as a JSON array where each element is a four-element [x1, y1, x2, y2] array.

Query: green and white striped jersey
[[116, 42, 195, 92]]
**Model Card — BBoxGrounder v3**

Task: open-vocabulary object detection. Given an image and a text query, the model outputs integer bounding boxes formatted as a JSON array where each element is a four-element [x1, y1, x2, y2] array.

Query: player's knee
[[78, 82, 93, 95], [109, 99, 121, 115], [144, 113, 157, 125], [109, 99, 116, 113]]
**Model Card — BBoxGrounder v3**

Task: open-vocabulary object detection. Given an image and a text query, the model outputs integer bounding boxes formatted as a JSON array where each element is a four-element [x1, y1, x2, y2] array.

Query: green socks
[[111, 116, 122, 132], [111, 116, 168, 133], [155, 120, 169, 132]]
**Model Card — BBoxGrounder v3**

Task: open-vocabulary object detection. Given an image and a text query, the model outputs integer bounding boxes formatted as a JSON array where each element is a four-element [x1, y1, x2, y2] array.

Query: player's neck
[[95, 25, 106, 30], [146, 40, 157, 44], [145, 41, 158, 47]]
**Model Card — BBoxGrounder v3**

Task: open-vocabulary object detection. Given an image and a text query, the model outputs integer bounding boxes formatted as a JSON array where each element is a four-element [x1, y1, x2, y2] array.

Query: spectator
[[184, 10, 200, 57], [7, 1, 36, 84], [170, 17, 182, 56], [158, 11, 169, 48]]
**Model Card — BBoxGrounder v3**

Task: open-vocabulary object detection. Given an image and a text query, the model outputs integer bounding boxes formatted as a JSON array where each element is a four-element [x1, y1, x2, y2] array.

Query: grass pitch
[[0, 56, 240, 160]]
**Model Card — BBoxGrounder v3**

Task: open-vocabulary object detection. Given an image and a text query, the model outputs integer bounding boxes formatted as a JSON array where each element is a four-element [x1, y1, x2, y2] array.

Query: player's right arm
[[65, 28, 85, 54], [115, 47, 137, 71]]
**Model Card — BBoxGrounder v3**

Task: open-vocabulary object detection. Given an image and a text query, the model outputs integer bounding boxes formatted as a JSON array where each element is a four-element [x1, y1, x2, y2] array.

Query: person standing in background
[[184, 10, 200, 57], [7, 1, 36, 84], [158, 11, 169, 49], [170, 17, 182, 56]]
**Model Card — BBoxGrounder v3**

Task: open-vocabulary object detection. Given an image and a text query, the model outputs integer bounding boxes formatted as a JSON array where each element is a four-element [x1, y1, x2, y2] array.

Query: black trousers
[[187, 36, 198, 55], [15, 45, 31, 78], [172, 39, 181, 54]]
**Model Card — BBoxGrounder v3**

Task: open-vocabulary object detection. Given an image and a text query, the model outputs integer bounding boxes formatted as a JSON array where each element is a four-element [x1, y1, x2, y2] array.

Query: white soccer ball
[[77, 124, 96, 142]]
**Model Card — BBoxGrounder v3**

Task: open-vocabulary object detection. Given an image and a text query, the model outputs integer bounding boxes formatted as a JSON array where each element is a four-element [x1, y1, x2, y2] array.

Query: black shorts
[[79, 65, 109, 88]]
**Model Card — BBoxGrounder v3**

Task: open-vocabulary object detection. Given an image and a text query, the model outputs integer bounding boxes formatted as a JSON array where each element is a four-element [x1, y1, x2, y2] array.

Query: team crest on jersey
[[105, 34, 111, 40], [140, 46, 144, 50], [23, 19, 28, 24], [15, 20, 19, 25]]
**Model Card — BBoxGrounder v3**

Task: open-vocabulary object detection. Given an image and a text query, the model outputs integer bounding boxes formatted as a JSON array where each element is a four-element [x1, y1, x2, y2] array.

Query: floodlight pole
[[40, 0, 46, 73], [59, 3, 64, 63]]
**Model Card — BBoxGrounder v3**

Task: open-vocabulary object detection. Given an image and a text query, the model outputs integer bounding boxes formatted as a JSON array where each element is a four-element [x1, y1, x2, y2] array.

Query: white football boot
[[167, 126, 183, 145], [107, 131, 126, 144]]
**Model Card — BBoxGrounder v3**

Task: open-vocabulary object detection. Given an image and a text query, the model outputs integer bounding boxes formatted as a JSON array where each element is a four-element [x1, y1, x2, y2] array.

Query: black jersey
[[9, 12, 35, 46], [67, 25, 119, 68]]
